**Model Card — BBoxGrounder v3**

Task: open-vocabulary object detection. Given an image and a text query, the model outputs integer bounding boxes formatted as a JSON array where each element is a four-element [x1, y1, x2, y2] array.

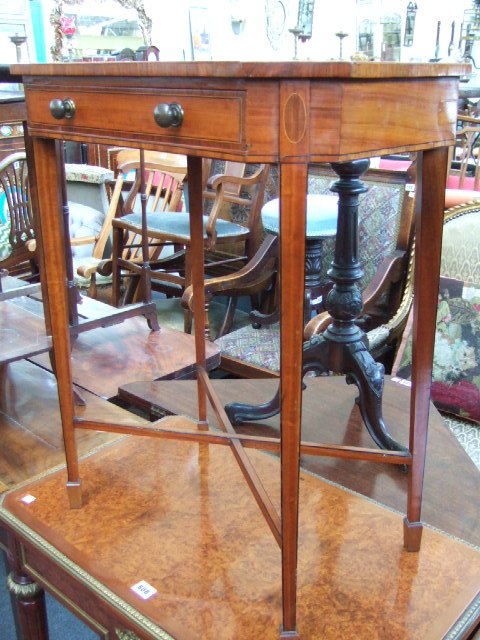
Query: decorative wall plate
[[265, 0, 287, 50]]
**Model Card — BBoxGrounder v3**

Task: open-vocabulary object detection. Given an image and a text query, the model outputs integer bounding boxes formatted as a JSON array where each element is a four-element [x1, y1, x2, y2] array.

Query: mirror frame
[[50, 0, 152, 62]]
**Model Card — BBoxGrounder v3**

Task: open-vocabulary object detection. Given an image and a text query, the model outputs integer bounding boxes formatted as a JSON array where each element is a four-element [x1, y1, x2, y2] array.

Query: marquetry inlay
[[283, 92, 307, 144]]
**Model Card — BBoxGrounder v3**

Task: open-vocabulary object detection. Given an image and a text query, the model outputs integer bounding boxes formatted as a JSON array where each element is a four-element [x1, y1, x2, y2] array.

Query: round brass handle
[[49, 98, 76, 120], [153, 102, 184, 128]]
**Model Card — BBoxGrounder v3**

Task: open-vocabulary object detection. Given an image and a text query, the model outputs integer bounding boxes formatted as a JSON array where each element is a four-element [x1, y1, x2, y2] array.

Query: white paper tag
[[20, 494, 36, 505], [391, 376, 412, 388], [131, 580, 157, 600]]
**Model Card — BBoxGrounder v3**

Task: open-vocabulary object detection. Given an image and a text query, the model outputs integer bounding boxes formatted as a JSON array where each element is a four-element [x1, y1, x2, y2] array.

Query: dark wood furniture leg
[[136, 148, 160, 331], [188, 155, 208, 424], [4, 540, 49, 640], [250, 234, 327, 329]]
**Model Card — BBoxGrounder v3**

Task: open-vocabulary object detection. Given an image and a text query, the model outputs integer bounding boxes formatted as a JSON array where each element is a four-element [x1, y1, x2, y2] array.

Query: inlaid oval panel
[[283, 93, 307, 145]]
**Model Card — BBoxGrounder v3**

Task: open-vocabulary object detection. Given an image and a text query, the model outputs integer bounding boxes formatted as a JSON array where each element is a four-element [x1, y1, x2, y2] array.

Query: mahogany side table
[[12, 60, 468, 638]]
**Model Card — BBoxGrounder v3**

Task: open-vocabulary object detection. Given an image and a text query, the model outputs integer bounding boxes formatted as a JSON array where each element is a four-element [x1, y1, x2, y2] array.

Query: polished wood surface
[[12, 60, 469, 636], [31, 313, 220, 400], [0, 360, 123, 490], [0, 96, 25, 122], [15, 61, 465, 162], [118, 376, 480, 548], [0, 297, 50, 364], [0, 293, 219, 394], [1, 435, 479, 640]]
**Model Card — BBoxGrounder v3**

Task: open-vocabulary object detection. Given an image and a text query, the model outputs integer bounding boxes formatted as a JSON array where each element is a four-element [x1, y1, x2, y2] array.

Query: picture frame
[[189, 7, 211, 61]]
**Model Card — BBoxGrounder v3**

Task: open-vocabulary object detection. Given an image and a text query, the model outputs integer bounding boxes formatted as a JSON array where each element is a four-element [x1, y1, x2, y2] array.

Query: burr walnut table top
[[1, 433, 479, 640], [118, 376, 480, 548]]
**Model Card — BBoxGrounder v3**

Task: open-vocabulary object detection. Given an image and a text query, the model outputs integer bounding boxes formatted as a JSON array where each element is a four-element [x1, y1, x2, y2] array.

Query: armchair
[[108, 148, 189, 311], [390, 200, 480, 471], [0, 152, 37, 281], [188, 162, 416, 385], [71, 151, 188, 302], [22, 161, 117, 299], [445, 113, 480, 209], [65, 163, 115, 298], [113, 159, 269, 334]]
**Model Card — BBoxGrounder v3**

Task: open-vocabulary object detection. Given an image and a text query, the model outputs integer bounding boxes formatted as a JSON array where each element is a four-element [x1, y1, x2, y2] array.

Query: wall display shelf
[[10, 59, 468, 638]]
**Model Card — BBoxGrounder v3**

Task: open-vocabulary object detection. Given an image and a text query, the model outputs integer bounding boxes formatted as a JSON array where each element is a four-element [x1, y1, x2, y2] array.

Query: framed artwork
[[189, 7, 211, 61]]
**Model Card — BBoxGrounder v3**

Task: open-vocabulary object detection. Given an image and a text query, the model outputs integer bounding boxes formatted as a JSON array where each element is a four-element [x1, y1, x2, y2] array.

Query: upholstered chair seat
[[117, 211, 249, 245]]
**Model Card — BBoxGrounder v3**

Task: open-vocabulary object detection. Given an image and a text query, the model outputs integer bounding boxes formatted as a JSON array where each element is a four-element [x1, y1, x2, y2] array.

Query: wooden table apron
[[11, 60, 466, 639]]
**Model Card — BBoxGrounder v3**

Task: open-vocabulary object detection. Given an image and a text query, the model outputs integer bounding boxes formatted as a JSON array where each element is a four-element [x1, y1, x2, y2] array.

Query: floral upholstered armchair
[[393, 200, 480, 468]]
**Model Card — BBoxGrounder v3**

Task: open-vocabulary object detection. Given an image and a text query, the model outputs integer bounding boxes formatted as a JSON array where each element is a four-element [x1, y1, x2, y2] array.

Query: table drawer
[[26, 86, 244, 148]]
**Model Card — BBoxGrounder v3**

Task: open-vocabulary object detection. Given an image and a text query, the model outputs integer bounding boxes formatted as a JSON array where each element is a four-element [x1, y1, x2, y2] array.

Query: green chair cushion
[[261, 194, 338, 238], [119, 212, 248, 241]]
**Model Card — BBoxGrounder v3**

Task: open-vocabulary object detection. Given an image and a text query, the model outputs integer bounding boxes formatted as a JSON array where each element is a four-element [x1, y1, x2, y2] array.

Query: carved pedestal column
[[302, 159, 407, 452], [226, 159, 407, 454]]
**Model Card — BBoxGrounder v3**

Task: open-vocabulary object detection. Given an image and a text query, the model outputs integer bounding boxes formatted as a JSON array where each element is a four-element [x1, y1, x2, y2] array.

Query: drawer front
[[26, 86, 244, 148]]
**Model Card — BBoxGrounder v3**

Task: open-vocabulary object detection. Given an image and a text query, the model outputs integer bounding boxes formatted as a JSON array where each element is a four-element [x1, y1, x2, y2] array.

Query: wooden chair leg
[[87, 274, 97, 299], [111, 225, 122, 307], [183, 249, 193, 334], [216, 296, 237, 338]]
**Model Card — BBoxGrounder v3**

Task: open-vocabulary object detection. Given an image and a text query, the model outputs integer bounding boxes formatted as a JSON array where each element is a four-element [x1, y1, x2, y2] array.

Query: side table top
[[14, 60, 469, 163], [12, 60, 470, 79]]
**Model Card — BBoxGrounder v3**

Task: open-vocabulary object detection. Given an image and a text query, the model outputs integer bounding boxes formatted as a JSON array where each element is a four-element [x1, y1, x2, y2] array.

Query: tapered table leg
[[32, 137, 81, 508], [404, 147, 449, 551], [279, 161, 307, 639]]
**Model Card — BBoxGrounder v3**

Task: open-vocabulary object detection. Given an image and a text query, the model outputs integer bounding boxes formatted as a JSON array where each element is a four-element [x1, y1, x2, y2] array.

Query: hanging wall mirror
[[404, 2, 418, 47], [50, 0, 152, 62], [381, 13, 401, 61]]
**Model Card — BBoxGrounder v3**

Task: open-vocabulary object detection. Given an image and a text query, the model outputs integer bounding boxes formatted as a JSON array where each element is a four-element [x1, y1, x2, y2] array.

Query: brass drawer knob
[[49, 98, 76, 120], [153, 102, 184, 128]]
